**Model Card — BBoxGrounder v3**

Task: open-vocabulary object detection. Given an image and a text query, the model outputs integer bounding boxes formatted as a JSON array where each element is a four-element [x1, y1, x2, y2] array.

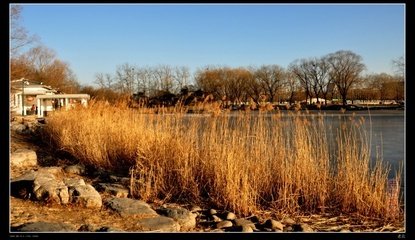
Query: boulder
[[10, 149, 37, 168], [64, 178, 86, 187], [32, 172, 69, 204], [68, 184, 102, 208], [11, 170, 69, 204], [105, 197, 158, 218], [136, 216, 181, 232], [156, 206, 197, 231]]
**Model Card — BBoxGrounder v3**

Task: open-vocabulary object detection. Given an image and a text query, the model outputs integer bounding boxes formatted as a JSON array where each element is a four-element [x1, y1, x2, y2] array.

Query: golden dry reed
[[42, 100, 402, 220]]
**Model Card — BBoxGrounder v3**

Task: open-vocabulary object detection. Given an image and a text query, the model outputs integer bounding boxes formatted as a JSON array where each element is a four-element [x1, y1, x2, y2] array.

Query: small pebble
[[216, 220, 233, 229]]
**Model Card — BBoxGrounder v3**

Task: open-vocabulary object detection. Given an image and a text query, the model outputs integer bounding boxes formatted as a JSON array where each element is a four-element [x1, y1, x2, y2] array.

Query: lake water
[[208, 110, 405, 179], [179, 109, 404, 179], [313, 110, 405, 179]]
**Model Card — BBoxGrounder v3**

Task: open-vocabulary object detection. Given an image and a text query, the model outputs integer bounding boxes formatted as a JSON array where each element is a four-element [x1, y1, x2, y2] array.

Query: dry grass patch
[[41, 101, 403, 221]]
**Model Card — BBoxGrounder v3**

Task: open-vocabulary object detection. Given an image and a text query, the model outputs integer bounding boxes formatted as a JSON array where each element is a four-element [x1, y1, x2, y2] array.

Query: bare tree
[[11, 55, 35, 80], [254, 65, 286, 103], [94, 73, 106, 88], [24, 45, 56, 72], [289, 59, 313, 104], [94, 72, 114, 89], [195, 66, 227, 100], [284, 71, 301, 105], [10, 5, 38, 56], [312, 57, 331, 105], [326, 50, 366, 106], [135, 67, 151, 96], [12, 45, 80, 93], [392, 56, 404, 80], [224, 67, 250, 104], [114, 63, 135, 94], [173, 66, 190, 93], [245, 66, 263, 105], [367, 73, 404, 102], [151, 65, 174, 94]]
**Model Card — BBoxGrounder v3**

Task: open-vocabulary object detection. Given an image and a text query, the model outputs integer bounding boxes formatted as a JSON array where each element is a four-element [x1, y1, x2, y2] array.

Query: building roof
[[11, 78, 58, 94], [36, 94, 90, 99]]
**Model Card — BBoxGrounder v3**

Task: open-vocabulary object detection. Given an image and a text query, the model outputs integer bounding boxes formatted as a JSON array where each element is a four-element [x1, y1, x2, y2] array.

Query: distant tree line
[[10, 6, 404, 107], [89, 50, 403, 107]]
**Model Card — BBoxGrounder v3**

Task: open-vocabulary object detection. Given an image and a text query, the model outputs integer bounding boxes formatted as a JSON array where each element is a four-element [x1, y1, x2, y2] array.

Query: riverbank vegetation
[[41, 101, 403, 222]]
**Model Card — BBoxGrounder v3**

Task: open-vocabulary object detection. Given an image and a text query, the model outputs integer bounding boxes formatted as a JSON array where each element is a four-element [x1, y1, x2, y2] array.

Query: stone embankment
[[9, 115, 403, 233]]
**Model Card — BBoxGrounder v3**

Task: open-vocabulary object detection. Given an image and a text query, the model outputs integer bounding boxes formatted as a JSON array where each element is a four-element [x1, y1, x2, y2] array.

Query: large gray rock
[[10, 149, 37, 168], [137, 216, 181, 232], [11, 170, 69, 204], [68, 184, 102, 208], [14, 221, 77, 232], [105, 198, 158, 218], [32, 172, 69, 204], [64, 178, 86, 187], [96, 183, 129, 198], [156, 206, 197, 231]]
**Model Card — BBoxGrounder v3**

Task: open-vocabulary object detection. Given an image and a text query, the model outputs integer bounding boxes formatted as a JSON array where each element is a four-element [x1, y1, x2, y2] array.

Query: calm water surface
[[185, 110, 405, 179], [317, 110, 404, 178]]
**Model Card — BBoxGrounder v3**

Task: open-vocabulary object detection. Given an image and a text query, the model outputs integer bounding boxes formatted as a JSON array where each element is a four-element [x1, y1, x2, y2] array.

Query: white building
[[10, 78, 90, 117]]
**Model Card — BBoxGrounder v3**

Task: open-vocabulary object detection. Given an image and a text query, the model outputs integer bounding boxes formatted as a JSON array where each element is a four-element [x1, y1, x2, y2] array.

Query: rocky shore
[[9, 115, 404, 233]]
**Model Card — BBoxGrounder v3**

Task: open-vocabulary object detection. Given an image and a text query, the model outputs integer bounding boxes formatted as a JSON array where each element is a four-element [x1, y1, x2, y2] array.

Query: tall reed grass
[[41, 100, 402, 220]]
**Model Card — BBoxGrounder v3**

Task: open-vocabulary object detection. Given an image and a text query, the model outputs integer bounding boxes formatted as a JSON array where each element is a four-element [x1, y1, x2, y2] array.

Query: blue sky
[[14, 4, 405, 86]]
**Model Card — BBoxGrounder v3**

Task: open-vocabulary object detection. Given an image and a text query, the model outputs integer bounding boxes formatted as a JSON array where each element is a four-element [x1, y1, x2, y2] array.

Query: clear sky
[[15, 3, 405, 86]]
